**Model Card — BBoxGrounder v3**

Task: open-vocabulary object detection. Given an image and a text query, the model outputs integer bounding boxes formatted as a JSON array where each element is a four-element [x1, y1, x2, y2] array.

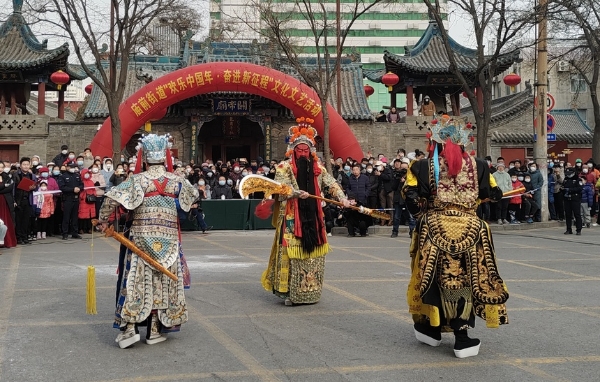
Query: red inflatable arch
[[90, 62, 364, 160]]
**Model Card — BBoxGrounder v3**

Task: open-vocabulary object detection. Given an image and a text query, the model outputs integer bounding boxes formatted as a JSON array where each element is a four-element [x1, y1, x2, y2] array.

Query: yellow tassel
[[485, 304, 499, 328], [86, 228, 97, 315], [86, 265, 97, 315]]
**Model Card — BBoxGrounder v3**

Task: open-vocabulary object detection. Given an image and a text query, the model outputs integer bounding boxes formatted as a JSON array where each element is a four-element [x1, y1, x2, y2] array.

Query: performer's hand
[[74, 187, 80, 193], [341, 198, 351, 208], [299, 191, 309, 199], [100, 222, 109, 232], [349, 200, 357, 206]]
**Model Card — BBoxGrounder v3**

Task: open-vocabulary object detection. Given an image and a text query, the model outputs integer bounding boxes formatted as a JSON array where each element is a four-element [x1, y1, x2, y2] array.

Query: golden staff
[[92, 220, 177, 281], [239, 174, 392, 220]]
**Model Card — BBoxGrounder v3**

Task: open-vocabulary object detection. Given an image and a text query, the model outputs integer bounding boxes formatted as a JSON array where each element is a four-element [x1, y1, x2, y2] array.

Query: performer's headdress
[[285, 117, 319, 159], [133, 133, 173, 173], [424, 115, 475, 178]]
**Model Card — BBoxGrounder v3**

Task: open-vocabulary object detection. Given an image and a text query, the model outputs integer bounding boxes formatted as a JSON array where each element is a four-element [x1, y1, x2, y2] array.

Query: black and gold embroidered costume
[[403, 155, 509, 332]]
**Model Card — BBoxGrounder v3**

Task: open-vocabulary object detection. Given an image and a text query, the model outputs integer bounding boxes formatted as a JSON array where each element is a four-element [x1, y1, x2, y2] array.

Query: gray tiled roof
[[462, 85, 534, 124], [384, 22, 519, 76], [0, 11, 69, 70], [84, 64, 174, 118], [363, 69, 385, 82], [491, 109, 593, 144]]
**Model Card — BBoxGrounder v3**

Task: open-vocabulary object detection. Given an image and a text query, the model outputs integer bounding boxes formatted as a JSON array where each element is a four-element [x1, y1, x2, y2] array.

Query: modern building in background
[[209, 0, 447, 112]]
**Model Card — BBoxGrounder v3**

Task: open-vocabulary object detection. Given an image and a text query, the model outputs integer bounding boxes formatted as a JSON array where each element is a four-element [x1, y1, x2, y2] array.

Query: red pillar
[[10, 91, 16, 115], [38, 82, 46, 115], [476, 86, 484, 114], [406, 85, 414, 116], [58, 90, 65, 119]]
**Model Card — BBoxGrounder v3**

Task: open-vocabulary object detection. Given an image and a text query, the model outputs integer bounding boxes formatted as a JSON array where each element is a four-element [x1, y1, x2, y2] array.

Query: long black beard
[[295, 156, 319, 253]]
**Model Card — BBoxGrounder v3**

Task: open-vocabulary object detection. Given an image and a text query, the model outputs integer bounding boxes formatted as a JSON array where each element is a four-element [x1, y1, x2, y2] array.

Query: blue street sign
[[534, 133, 557, 142]]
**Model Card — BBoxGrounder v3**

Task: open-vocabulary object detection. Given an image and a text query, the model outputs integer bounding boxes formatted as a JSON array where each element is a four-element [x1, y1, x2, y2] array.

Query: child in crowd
[[34, 180, 55, 239]]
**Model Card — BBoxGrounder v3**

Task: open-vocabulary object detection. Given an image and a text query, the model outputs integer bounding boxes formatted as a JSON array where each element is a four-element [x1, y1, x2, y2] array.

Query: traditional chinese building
[[365, 20, 520, 117], [81, 41, 407, 163], [0, 0, 87, 162]]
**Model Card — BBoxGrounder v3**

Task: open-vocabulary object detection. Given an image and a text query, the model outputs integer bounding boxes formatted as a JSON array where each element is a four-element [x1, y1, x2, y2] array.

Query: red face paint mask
[[294, 144, 310, 159]]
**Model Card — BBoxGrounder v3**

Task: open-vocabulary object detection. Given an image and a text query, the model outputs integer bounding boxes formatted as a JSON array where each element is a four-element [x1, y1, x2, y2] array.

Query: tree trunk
[[108, 103, 122, 164], [592, 92, 600, 163], [321, 98, 333, 173]]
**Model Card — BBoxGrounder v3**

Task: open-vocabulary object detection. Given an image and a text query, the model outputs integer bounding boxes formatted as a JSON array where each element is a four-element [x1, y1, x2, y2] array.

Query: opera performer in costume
[[262, 118, 350, 305], [402, 116, 509, 358], [99, 134, 198, 349]]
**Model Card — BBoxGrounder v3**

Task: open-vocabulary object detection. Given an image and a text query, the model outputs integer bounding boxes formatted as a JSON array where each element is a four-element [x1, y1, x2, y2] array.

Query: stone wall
[[45, 122, 100, 161]]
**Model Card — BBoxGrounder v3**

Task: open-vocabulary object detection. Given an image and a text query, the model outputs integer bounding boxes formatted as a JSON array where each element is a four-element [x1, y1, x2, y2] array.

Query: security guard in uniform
[[58, 162, 83, 240]]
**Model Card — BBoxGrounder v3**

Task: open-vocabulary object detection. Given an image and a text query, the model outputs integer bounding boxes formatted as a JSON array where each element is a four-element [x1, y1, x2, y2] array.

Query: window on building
[[570, 74, 587, 93]]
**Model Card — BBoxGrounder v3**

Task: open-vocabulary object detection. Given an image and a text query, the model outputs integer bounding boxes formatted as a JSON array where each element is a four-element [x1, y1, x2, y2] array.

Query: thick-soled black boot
[[414, 322, 442, 347], [453, 329, 480, 358]]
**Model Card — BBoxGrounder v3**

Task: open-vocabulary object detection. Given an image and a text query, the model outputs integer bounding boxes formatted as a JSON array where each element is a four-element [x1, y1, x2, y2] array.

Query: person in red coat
[[78, 169, 96, 234]]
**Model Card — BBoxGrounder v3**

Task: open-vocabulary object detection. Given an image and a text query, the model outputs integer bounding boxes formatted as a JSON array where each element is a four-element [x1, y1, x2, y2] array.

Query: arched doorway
[[198, 116, 265, 163], [89, 62, 364, 160]]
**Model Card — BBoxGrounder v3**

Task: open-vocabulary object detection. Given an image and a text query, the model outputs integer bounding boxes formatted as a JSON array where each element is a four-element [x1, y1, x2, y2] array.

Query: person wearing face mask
[[90, 165, 106, 222], [205, 170, 217, 189], [562, 167, 582, 234], [520, 174, 539, 224], [13, 157, 38, 244], [526, 163, 543, 221], [50, 166, 63, 236], [75, 155, 85, 171], [364, 164, 379, 213], [101, 159, 114, 191], [574, 159, 583, 174], [492, 163, 512, 224], [77, 169, 97, 234], [508, 174, 524, 224], [211, 176, 233, 200], [53, 145, 69, 166], [31, 155, 41, 174], [0, 161, 17, 248], [33, 180, 55, 240], [376, 160, 394, 226], [579, 174, 594, 229], [58, 163, 83, 240]]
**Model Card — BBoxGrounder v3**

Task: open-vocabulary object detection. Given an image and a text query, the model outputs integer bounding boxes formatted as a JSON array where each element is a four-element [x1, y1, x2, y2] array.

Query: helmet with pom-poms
[[285, 117, 319, 158]]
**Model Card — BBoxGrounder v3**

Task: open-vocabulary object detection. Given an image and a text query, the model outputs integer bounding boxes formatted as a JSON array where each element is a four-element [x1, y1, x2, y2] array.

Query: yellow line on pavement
[[503, 260, 589, 278], [323, 283, 413, 324], [93, 354, 600, 381], [187, 305, 280, 382]]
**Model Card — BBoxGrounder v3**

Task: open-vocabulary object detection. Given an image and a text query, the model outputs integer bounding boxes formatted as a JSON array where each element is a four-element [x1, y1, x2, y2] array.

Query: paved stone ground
[[0, 225, 599, 382]]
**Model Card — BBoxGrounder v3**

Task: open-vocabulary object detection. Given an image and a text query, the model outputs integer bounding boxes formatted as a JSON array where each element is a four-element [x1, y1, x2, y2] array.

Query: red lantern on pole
[[503, 73, 521, 92], [381, 72, 400, 92], [84, 83, 93, 95], [364, 84, 374, 97], [50, 70, 70, 91]]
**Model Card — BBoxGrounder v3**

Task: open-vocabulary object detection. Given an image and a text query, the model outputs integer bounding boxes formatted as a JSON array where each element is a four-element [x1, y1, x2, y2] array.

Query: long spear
[[92, 220, 178, 281], [239, 174, 392, 221]]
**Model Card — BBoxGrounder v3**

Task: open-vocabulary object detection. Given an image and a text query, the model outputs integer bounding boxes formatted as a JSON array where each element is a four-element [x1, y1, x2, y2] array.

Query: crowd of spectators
[[1, 142, 595, 251]]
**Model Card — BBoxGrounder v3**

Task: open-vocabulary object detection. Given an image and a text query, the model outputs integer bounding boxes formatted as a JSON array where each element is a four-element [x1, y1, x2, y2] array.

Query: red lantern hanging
[[50, 70, 70, 91], [503, 73, 521, 92], [364, 84, 374, 97], [381, 72, 400, 92], [84, 83, 93, 95]]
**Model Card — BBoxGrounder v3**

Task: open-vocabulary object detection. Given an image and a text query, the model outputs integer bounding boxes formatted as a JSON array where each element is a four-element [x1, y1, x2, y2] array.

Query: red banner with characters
[[90, 62, 364, 160]]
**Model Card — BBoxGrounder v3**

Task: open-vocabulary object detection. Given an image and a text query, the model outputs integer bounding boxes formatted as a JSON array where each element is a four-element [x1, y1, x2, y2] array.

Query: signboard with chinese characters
[[222, 116, 241, 139], [190, 119, 198, 162], [212, 99, 251, 115]]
